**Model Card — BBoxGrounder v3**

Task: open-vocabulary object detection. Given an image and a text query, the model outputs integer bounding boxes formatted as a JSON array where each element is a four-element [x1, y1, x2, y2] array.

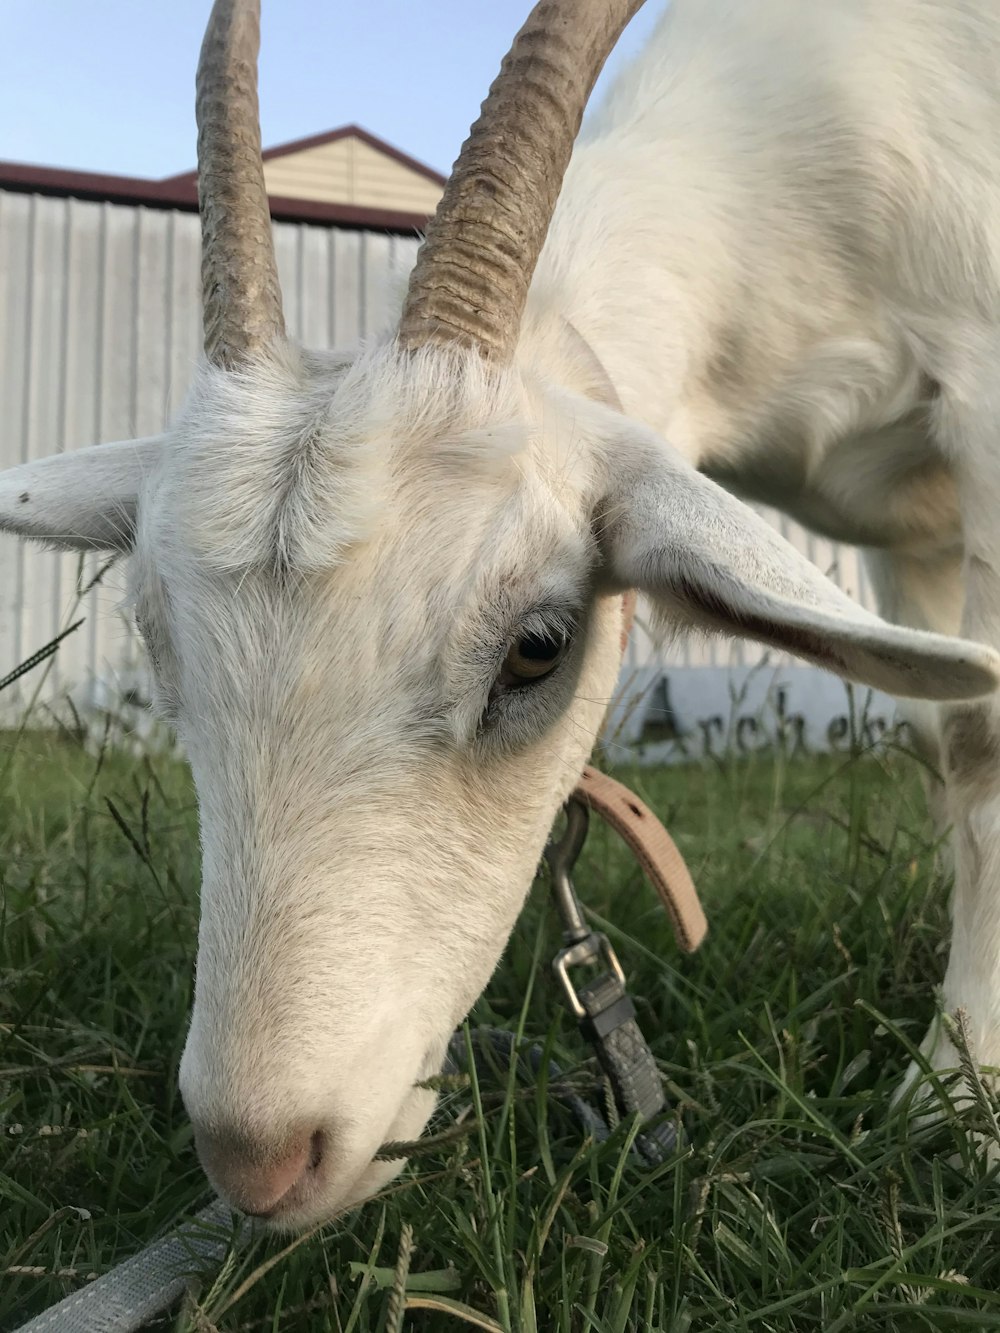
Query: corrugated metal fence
[[0, 191, 421, 717], [0, 190, 887, 745]]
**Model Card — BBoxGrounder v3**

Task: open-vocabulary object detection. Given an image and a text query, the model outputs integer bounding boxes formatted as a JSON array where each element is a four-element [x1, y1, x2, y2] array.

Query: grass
[[2, 721, 1000, 1331]]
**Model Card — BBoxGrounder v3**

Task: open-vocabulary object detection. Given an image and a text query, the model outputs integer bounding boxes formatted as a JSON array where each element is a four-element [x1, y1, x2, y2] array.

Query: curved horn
[[398, 0, 646, 362], [196, 0, 285, 368]]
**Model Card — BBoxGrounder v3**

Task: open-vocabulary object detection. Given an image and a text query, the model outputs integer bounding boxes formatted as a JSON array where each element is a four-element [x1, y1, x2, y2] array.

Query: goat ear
[[601, 433, 1000, 701], [0, 437, 164, 551]]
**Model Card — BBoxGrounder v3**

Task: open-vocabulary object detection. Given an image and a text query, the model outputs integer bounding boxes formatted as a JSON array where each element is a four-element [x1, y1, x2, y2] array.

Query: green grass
[[2, 725, 999, 1331]]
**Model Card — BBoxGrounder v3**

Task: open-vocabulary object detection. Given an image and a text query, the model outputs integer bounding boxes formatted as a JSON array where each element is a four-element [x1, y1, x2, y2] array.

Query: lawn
[[2, 724, 999, 1331]]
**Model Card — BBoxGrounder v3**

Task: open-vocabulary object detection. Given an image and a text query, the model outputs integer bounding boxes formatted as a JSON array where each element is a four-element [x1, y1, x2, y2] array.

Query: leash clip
[[544, 788, 676, 1161], [544, 795, 627, 1019], [544, 797, 590, 941], [552, 931, 627, 1020]]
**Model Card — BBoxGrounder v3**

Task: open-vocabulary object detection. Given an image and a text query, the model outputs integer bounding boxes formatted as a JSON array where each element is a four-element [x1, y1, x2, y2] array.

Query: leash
[[13, 770, 705, 1333], [11, 1205, 247, 1333], [544, 766, 706, 1161], [449, 766, 707, 1166], [534, 596, 706, 1156]]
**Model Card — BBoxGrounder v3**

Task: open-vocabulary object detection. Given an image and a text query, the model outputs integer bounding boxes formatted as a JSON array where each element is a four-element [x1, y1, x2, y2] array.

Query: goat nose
[[193, 1125, 323, 1217]]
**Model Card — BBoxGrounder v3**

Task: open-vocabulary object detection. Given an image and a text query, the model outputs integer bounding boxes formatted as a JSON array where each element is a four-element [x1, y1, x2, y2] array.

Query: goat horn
[[197, 0, 285, 368], [398, 0, 646, 362]]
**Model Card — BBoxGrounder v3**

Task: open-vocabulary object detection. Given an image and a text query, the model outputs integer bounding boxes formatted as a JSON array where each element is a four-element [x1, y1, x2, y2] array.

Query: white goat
[[2, 0, 999, 1231]]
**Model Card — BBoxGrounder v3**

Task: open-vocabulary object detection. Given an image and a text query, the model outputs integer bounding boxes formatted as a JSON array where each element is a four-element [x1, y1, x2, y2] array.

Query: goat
[[2, 0, 999, 1231]]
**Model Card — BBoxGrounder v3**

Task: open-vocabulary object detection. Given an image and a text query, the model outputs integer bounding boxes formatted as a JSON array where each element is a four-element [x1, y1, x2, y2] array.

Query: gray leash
[[13, 1203, 247, 1333], [544, 794, 680, 1164]]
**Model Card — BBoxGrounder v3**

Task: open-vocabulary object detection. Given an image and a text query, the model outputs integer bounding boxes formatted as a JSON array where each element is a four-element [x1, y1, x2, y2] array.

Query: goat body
[[536, 0, 1000, 1090], [2, 0, 999, 1228], [540, 0, 993, 544]]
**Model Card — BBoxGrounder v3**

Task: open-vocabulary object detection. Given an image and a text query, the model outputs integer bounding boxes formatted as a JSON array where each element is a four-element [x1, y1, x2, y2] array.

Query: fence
[[0, 189, 894, 752]]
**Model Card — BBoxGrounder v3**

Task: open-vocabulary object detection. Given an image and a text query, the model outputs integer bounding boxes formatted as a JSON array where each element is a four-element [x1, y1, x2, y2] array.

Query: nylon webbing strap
[[576, 971, 679, 1161], [573, 766, 707, 952], [13, 1203, 246, 1333]]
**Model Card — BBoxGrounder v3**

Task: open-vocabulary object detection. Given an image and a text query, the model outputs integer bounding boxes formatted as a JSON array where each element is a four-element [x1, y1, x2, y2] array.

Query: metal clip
[[552, 931, 627, 1019], [544, 796, 590, 943], [544, 795, 626, 1019], [543, 791, 675, 1163]]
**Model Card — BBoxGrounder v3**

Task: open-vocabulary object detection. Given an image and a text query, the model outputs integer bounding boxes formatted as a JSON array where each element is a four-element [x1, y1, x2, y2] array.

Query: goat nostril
[[194, 1124, 324, 1217]]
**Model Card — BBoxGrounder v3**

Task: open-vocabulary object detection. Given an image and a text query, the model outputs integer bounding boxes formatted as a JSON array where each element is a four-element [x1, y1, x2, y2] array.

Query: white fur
[[3, 0, 1000, 1226]]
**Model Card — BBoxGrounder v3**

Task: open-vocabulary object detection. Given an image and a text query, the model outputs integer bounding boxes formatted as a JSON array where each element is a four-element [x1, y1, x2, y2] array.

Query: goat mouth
[[249, 1063, 444, 1231], [250, 1121, 417, 1232]]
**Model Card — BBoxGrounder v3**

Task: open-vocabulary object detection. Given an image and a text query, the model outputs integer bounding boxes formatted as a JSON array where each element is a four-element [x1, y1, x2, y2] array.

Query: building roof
[[0, 125, 446, 234]]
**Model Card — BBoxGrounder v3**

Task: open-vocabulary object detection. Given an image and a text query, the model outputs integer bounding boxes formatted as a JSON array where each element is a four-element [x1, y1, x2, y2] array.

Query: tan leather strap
[[571, 766, 708, 953]]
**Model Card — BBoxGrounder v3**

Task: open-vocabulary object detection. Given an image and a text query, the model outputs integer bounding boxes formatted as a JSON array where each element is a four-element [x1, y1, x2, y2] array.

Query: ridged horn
[[397, 0, 646, 362], [196, 0, 285, 368]]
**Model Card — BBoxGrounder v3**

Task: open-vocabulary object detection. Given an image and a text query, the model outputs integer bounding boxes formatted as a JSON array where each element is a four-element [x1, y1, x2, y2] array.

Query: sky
[[1, 2, 667, 181]]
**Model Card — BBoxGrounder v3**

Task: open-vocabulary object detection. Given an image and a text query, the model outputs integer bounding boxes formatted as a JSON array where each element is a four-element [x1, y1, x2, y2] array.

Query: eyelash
[[478, 607, 579, 734], [512, 606, 578, 648]]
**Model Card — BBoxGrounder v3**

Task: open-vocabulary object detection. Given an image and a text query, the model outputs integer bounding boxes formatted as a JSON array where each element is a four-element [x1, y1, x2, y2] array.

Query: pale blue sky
[[1, 2, 666, 180]]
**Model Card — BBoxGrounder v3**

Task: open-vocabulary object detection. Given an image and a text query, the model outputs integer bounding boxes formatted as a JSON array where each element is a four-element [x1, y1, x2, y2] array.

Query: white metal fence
[[0, 190, 420, 719], [0, 189, 891, 750]]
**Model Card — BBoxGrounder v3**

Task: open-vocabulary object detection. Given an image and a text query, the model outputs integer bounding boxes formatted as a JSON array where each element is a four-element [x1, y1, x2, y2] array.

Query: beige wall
[[263, 136, 442, 213]]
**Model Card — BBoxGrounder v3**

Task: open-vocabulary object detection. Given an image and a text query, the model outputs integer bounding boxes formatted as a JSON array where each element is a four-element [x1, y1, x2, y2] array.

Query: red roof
[[0, 125, 445, 235], [165, 123, 447, 189]]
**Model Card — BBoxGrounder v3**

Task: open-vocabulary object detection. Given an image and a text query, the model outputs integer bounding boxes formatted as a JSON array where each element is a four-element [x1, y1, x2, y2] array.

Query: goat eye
[[502, 629, 568, 684]]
